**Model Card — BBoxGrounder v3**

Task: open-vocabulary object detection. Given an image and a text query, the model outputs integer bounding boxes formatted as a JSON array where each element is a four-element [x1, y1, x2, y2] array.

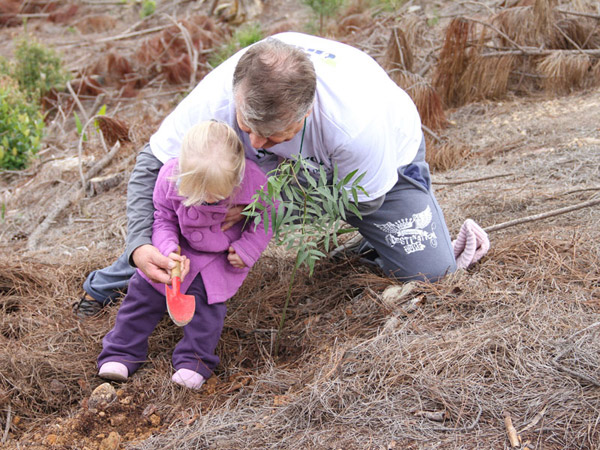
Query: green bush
[[303, 0, 344, 34], [11, 37, 70, 101], [244, 157, 365, 354], [209, 23, 263, 68], [0, 77, 45, 170], [139, 0, 156, 18]]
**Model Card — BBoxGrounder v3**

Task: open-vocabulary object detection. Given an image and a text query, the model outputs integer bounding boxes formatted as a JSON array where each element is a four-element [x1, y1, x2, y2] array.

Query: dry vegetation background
[[1, 0, 600, 448]]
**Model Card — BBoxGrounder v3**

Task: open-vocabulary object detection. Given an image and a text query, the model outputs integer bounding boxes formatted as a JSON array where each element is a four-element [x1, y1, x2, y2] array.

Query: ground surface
[[1, 0, 599, 449]]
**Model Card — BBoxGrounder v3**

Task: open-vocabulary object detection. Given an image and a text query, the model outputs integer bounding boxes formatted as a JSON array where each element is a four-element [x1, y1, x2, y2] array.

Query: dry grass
[[426, 140, 471, 172], [2, 180, 599, 448], [383, 27, 414, 73], [95, 116, 132, 147], [390, 70, 448, 131], [433, 18, 475, 108], [493, 6, 550, 48], [136, 15, 228, 86], [458, 55, 516, 103], [537, 52, 594, 93], [126, 230, 600, 449], [435, 1, 600, 106]]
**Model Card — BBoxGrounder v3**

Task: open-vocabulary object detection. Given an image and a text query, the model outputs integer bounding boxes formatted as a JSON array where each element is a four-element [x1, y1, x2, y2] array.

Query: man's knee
[[381, 253, 457, 282]]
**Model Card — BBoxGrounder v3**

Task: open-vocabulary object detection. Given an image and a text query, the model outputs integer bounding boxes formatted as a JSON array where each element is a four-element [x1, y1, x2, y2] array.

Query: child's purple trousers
[[98, 271, 227, 380]]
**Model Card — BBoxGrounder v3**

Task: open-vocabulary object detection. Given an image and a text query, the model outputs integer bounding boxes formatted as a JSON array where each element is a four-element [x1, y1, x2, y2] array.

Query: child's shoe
[[98, 361, 128, 381], [172, 368, 205, 389]]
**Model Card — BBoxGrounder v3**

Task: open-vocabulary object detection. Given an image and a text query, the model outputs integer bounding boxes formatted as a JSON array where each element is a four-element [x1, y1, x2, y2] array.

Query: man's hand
[[132, 244, 176, 284], [227, 246, 247, 269], [222, 205, 246, 231]]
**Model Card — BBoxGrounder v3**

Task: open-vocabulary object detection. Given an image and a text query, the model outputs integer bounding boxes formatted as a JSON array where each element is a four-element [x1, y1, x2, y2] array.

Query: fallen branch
[[56, 24, 169, 47], [557, 186, 600, 197], [464, 16, 528, 55], [433, 173, 513, 186], [66, 81, 89, 123], [461, 16, 600, 58], [422, 124, 443, 144], [27, 141, 122, 252], [557, 9, 600, 20], [484, 197, 600, 233], [481, 48, 600, 57]]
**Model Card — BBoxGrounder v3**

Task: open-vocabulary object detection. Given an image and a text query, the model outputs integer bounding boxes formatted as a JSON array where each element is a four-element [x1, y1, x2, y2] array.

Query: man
[[75, 32, 457, 318]]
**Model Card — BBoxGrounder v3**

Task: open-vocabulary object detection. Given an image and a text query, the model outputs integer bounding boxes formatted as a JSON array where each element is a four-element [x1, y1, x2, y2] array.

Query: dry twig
[[504, 411, 521, 448], [1, 404, 11, 444], [483, 197, 600, 233], [433, 173, 513, 186]]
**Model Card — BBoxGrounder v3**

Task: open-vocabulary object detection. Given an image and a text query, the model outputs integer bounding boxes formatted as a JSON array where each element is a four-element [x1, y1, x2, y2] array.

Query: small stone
[[99, 431, 121, 450], [109, 413, 127, 427], [89, 383, 117, 411], [49, 379, 67, 394], [45, 434, 58, 446], [380, 282, 417, 309], [149, 414, 161, 427]]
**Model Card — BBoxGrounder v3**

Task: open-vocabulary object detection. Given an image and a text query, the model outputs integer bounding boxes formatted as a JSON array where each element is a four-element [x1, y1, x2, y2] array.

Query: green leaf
[[346, 202, 361, 217], [341, 168, 358, 185], [74, 112, 87, 142]]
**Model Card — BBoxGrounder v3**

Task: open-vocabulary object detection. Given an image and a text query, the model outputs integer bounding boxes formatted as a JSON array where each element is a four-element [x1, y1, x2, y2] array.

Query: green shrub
[[209, 23, 263, 68], [244, 157, 365, 354], [11, 37, 70, 101], [139, 0, 156, 18], [0, 77, 45, 170], [303, 0, 344, 34]]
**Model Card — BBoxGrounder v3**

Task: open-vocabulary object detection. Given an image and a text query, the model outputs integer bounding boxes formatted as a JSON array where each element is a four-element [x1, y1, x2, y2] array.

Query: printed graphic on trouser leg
[[375, 205, 438, 254]]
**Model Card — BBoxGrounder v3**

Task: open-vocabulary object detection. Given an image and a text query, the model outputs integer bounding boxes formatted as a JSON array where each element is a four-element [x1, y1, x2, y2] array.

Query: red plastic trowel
[[165, 249, 195, 326]]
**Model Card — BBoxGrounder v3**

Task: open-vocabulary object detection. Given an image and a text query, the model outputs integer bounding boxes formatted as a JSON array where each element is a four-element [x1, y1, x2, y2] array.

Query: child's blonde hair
[[177, 121, 245, 207]]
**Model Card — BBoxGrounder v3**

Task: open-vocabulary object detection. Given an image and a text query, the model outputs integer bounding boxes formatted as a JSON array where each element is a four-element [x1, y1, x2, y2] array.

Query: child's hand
[[167, 252, 190, 282], [227, 246, 246, 268], [222, 205, 246, 231]]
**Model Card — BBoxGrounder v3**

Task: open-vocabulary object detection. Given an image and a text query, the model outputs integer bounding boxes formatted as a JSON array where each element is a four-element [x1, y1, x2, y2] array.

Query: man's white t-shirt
[[149, 32, 422, 202]]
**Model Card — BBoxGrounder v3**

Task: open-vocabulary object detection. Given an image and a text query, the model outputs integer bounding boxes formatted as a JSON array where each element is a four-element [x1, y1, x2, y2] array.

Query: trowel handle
[[171, 246, 182, 279]]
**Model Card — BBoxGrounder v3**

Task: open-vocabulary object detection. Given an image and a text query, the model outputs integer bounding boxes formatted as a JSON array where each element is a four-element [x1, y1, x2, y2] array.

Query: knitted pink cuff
[[452, 219, 490, 269]]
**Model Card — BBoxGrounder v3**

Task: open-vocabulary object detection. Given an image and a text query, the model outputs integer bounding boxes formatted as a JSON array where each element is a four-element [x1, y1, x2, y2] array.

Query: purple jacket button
[[187, 208, 199, 220], [190, 231, 203, 242]]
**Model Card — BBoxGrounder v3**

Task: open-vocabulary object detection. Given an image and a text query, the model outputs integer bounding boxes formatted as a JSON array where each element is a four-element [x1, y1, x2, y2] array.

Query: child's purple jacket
[[138, 158, 273, 304]]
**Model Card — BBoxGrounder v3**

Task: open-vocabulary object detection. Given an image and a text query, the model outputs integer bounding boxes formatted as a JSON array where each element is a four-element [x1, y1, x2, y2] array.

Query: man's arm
[[125, 145, 176, 283], [125, 144, 163, 265]]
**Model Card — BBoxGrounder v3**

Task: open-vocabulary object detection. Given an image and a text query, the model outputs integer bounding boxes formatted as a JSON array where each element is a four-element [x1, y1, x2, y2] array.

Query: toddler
[[97, 121, 273, 389]]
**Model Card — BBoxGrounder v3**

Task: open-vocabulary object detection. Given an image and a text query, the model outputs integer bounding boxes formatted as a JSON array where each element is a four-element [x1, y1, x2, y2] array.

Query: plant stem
[[274, 254, 300, 356]]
